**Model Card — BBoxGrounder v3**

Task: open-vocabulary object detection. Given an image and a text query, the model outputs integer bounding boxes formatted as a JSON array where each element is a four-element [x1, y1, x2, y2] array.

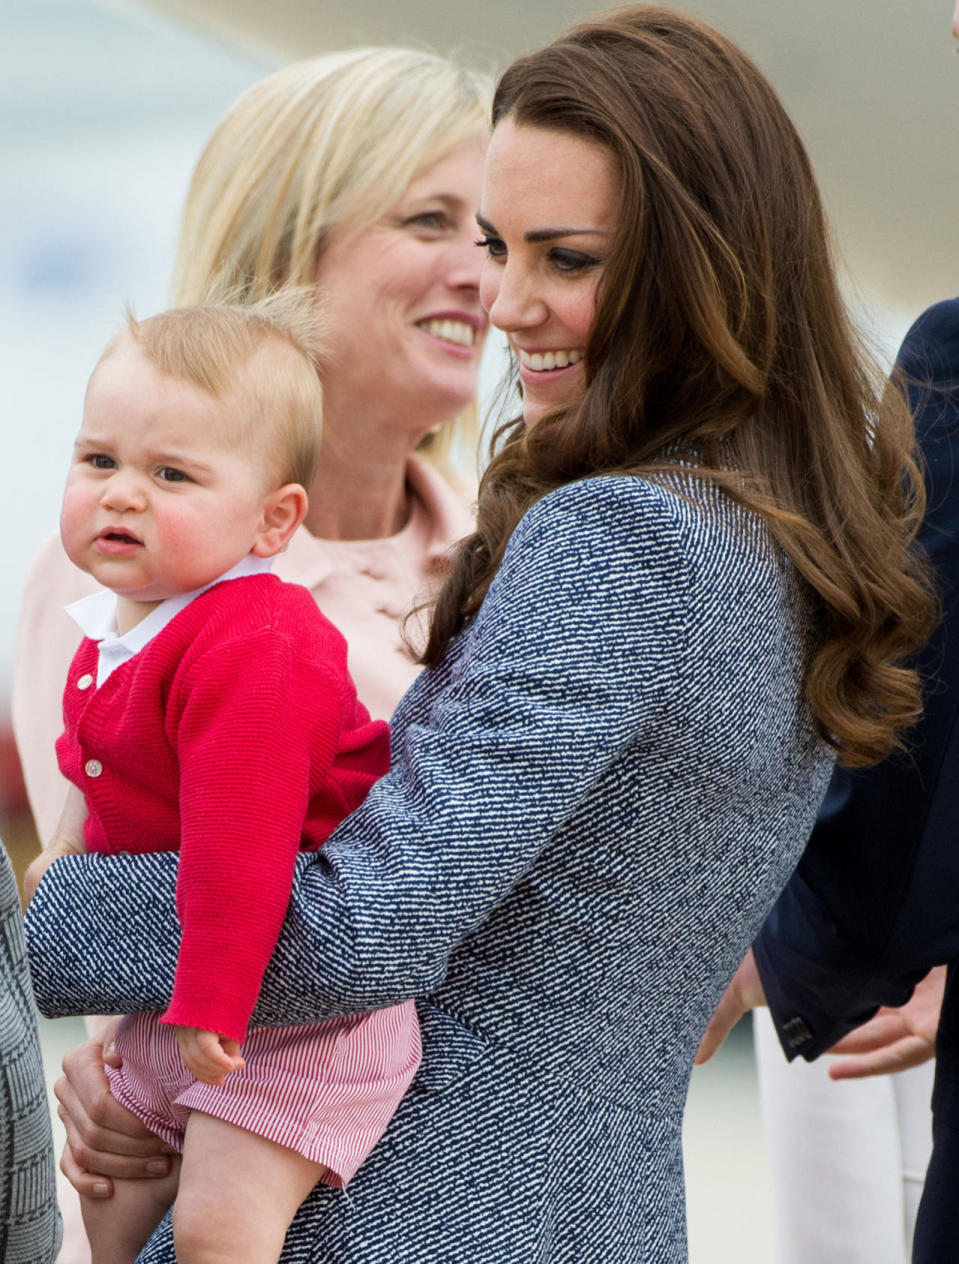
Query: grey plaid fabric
[[27, 472, 833, 1261], [0, 845, 60, 1262]]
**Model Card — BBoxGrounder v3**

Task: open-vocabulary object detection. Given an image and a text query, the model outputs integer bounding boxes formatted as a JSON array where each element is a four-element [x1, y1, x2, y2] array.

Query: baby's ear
[[252, 484, 308, 557]]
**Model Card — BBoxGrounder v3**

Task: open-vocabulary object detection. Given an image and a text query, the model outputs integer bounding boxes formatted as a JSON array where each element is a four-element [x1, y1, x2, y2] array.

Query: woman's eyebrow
[[475, 211, 605, 243], [408, 191, 468, 210]]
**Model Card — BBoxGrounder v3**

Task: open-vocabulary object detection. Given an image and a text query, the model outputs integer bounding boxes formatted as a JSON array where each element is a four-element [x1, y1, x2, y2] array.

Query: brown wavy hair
[[423, 5, 934, 768]]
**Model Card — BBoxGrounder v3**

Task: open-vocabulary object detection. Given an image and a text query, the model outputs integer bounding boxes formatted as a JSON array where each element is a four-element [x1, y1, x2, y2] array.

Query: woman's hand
[[694, 948, 766, 1065], [55, 1037, 174, 1198], [175, 1026, 245, 1085], [24, 838, 85, 904], [826, 964, 945, 1079], [25, 784, 89, 903]]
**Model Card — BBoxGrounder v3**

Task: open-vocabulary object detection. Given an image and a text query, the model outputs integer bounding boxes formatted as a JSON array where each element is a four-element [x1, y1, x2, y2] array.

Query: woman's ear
[[251, 483, 309, 557]]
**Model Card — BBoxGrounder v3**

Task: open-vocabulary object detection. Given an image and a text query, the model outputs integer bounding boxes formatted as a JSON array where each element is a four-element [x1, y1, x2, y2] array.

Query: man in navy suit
[[698, 297, 959, 1261]]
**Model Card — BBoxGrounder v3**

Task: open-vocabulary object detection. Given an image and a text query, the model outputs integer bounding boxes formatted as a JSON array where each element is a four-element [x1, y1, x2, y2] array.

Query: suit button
[[782, 1016, 813, 1049], [77, 674, 94, 690], [84, 759, 103, 778]]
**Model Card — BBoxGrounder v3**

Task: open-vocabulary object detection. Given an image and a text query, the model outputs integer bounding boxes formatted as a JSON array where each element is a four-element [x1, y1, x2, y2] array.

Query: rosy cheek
[[573, 291, 599, 343], [59, 490, 89, 561]]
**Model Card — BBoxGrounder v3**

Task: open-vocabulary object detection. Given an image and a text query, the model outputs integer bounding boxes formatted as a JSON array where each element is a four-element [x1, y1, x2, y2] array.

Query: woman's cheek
[[479, 262, 501, 318]]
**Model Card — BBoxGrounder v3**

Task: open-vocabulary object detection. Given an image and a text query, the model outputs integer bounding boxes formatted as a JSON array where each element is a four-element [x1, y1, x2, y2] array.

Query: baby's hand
[[24, 837, 86, 904], [175, 1026, 245, 1086]]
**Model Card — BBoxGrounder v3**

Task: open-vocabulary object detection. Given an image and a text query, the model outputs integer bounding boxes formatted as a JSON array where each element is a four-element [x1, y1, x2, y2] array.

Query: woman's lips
[[415, 314, 485, 359], [517, 348, 584, 372]]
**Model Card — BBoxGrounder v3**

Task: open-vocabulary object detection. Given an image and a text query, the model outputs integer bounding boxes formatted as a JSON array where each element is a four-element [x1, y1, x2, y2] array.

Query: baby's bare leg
[[173, 1111, 327, 1264], [80, 1160, 181, 1264]]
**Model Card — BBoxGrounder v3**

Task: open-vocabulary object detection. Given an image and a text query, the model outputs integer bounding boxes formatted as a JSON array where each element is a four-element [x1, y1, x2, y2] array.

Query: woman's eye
[[550, 249, 601, 274], [158, 467, 188, 483], [405, 211, 447, 232], [475, 235, 506, 260], [88, 454, 116, 470]]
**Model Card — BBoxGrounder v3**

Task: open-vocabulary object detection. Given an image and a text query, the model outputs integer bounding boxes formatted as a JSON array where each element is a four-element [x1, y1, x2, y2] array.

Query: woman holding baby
[[19, 6, 933, 1261]]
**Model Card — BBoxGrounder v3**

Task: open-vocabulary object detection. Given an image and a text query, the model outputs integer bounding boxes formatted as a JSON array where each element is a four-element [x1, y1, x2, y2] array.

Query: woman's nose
[[482, 262, 547, 333]]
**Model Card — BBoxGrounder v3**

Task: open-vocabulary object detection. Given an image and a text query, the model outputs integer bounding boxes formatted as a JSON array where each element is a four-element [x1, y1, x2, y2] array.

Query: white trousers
[[754, 1008, 933, 1263]]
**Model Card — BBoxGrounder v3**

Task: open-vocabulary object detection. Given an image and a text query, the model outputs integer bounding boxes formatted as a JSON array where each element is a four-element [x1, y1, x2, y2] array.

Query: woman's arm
[[27, 477, 696, 1021]]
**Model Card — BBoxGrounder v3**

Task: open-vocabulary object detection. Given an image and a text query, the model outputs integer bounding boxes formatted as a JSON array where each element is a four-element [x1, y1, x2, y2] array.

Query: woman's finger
[[54, 1073, 160, 1158], [59, 1135, 113, 1200]]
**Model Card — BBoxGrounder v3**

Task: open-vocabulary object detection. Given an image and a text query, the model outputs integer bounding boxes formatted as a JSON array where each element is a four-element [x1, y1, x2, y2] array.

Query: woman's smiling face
[[477, 117, 620, 426], [313, 137, 488, 441]]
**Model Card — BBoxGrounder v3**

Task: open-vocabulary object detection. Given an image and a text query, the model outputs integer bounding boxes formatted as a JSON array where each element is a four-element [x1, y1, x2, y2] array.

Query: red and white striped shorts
[[106, 1001, 421, 1187]]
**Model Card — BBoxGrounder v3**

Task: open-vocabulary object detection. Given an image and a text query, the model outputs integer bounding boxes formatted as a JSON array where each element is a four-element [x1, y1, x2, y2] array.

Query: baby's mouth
[[97, 527, 143, 549]]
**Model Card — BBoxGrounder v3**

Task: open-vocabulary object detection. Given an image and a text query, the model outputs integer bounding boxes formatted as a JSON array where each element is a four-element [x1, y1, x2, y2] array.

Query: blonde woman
[[14, 46, 489, 1261]]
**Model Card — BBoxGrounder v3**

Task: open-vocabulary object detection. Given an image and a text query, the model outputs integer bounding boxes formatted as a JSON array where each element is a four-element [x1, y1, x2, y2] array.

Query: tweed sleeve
[[26, 477, 698, 1020], [0, 847, 61, 1262]]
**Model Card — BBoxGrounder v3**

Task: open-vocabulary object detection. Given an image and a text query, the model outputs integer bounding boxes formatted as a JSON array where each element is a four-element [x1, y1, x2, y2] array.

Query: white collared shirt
[[64, 554, 274, 688]]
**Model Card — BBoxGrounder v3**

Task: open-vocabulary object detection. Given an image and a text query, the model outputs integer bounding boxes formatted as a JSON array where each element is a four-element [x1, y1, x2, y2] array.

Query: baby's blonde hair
[[108, 292, 324, 491], [170, 48, 491, 470]]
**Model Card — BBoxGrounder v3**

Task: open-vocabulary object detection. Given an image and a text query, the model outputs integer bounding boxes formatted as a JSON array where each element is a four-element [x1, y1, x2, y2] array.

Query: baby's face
[[61, 340, 275, 614]]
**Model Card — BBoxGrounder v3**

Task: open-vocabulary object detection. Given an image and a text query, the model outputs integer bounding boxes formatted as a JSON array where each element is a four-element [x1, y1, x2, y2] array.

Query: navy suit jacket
[[755, 298, 959, 1259]]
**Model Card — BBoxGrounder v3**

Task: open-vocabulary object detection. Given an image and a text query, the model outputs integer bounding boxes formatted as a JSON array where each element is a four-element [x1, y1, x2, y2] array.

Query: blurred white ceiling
[[78, 0, 959, 320]]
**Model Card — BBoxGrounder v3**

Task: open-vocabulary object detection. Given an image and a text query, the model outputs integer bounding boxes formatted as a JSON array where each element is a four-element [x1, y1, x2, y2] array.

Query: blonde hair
[[171, 49, 491, 470], [113, 293, 324, 490]]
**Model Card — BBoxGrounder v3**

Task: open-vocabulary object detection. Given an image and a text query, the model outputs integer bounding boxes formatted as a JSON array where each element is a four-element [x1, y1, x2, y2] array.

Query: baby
[[26, 299, 420, 1264]]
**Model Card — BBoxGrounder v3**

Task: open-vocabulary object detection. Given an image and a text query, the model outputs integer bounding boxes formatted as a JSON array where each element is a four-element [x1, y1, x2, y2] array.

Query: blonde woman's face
[[313, 137, 488, 438]]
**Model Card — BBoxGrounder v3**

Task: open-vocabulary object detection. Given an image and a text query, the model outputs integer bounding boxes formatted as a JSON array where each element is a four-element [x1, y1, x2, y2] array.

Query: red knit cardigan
[[56, 574, 389, 1041]]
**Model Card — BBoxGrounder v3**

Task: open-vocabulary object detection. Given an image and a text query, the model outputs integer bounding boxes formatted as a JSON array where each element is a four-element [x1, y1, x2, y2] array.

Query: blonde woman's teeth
[[518, 349, 583, 372], [419, 319, 474, 348]]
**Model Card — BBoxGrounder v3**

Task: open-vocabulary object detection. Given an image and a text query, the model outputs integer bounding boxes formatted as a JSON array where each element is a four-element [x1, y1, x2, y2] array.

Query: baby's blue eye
[[89, 454, 116, 470], [158, 467, 188, 483]]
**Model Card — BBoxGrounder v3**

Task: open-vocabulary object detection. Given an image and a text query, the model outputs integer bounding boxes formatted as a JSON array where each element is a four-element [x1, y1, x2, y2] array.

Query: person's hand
[[175, 1026, 245, 1085], [695, 948, 766, 1065], [24, 837, 85, 904], [55, 1036, 174, 1199], [25, 783, 89, 903], [827, 964, 945, 1080]]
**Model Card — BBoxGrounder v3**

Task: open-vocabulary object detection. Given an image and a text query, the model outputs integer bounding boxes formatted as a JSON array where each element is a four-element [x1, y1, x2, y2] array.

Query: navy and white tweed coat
[[26, 472, 834, 1262]]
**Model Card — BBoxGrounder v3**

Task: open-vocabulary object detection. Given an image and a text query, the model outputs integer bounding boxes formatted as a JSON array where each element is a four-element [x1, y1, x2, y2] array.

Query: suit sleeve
[[756, 297, 959, 1059], [24, 479, 694, 1021]]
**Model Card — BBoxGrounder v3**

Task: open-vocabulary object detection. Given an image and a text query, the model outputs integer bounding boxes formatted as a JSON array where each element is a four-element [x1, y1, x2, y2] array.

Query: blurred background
[[4, 1, 958, 1258]]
